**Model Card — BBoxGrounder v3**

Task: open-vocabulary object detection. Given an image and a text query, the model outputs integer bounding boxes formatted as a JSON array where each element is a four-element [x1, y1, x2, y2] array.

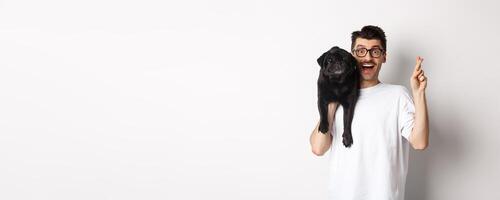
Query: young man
[[309, 25, 429, 200]]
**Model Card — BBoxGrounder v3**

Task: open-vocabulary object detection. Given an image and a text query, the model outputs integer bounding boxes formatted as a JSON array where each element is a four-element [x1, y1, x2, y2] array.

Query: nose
[[359, 54, 374, 64]]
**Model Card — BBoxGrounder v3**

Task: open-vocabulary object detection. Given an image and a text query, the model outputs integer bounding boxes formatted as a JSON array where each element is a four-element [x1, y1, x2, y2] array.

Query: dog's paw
[[342, 132, 353, 147], [319, 122, 329, 134]]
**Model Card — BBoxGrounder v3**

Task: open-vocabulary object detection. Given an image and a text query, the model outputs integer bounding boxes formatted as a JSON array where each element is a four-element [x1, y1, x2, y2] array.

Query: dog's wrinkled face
[[317, 46, 357, 83]]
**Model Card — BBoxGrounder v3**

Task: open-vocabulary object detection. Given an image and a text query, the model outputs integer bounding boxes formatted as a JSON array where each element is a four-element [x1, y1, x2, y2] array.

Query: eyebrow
[[356, 45, 382, 49]]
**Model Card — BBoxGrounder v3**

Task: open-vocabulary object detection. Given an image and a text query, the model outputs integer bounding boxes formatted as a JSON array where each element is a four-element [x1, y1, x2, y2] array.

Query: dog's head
[[317, 46, 358, 82]]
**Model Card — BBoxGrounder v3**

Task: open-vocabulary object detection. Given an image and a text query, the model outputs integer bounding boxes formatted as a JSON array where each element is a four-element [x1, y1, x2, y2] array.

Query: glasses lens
[[356, 48, 367, 57], [371, 49, 382, 57]]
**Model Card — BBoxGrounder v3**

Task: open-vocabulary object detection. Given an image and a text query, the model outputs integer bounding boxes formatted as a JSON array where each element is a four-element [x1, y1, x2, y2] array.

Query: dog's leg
[[342, 89, 359, 147], [318, 98, 329, 134], [341, 102, 353, 147]]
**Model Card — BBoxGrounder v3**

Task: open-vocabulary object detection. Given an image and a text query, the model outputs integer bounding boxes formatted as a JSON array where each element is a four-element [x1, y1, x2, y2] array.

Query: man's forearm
[[410, 91, 429, 150], [310, 121, 332, 156], [310, 103, 337, 156]]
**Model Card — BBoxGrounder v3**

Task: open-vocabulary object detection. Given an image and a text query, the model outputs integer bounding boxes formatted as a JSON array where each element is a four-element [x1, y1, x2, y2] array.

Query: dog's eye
[[327, 58, 332, 63]]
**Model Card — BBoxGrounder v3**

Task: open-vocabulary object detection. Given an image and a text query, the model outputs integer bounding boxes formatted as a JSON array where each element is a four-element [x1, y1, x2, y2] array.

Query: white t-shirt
[[328, 82, 415, 200]]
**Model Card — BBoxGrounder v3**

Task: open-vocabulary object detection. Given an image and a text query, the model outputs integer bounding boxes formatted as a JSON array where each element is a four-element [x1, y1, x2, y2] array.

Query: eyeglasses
[[352, 48, 385, 58]]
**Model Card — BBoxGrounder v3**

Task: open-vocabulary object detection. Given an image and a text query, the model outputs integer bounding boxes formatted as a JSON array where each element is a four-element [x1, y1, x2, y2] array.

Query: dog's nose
[[328, 68, 338, 74], [333, 65, 343, 72]]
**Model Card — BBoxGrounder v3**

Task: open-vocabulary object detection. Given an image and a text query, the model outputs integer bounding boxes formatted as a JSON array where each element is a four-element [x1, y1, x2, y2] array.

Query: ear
[[382, 52, 387, 63], [317, 52, 327, 67]]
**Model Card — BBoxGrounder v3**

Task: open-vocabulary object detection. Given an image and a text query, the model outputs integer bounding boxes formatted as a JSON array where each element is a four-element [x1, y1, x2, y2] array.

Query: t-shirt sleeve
[[398, 87, 415, 141]]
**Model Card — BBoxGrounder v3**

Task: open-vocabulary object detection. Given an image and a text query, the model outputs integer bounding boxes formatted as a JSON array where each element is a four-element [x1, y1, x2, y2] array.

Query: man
[[309, 25, 429, 200]]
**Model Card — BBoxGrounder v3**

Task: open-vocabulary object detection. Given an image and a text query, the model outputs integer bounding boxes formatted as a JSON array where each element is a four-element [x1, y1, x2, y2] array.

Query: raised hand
[[410, 56, 427, 93]]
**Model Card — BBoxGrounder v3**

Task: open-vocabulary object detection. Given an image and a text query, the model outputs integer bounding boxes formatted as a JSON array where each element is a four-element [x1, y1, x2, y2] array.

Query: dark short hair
[[351, 25, 387, 52]]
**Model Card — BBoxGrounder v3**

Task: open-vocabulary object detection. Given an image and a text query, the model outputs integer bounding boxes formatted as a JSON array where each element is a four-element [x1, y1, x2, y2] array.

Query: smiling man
[[309, 25, 430, 200]]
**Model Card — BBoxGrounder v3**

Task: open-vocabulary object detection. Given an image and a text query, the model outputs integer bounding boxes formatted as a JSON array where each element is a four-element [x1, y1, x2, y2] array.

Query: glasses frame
[[352, 47, 386, 58]]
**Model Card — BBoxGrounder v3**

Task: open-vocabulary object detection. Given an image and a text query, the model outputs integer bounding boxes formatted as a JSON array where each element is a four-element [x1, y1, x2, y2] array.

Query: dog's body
[[317, 46, 360, 148]]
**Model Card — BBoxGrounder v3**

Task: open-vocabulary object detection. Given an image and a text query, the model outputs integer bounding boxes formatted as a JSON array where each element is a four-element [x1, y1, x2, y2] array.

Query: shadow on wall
[[389, 48, 466, 200]]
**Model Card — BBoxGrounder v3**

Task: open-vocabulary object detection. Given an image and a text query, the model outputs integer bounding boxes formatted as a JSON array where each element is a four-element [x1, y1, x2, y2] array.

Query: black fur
[[316, 46, 360, 148]]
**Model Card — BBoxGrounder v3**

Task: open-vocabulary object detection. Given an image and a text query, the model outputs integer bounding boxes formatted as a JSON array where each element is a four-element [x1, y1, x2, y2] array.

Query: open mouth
[[361, 63, 375, 69], [361, 63, 375, 73]]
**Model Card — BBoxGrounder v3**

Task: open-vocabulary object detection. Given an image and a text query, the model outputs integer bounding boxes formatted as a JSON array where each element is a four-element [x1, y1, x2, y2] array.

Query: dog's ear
[[317, 52, 327, 67]]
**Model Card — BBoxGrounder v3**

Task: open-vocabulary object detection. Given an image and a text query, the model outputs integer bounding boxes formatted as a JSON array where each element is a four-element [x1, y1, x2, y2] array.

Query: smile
[[362, 64, 375, 69]]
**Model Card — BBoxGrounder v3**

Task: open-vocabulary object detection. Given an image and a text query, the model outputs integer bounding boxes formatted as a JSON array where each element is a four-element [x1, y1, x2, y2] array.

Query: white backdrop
[[1, 0, 499, 199]]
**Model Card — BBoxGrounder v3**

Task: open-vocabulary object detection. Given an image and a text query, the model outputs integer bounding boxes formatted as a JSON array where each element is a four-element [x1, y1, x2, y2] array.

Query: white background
[[1, 0, 499, 199]]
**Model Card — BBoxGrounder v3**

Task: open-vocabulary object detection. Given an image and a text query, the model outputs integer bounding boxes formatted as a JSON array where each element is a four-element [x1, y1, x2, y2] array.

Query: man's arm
[[409, 56, 429, 150], [310, 103, 338, 156], [409, 91, 429, 150]]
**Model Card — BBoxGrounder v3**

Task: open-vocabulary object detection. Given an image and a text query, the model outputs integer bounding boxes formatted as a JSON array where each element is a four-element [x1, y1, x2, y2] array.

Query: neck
[[360, 79, 381, 89]]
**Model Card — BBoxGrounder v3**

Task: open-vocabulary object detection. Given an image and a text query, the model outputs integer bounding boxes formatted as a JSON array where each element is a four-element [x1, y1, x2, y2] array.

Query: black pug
[[316, 46, 360, 148]]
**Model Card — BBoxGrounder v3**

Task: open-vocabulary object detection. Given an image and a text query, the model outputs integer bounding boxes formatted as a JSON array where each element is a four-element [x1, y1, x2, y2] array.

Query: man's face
[[352, 38, 386, 82]]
